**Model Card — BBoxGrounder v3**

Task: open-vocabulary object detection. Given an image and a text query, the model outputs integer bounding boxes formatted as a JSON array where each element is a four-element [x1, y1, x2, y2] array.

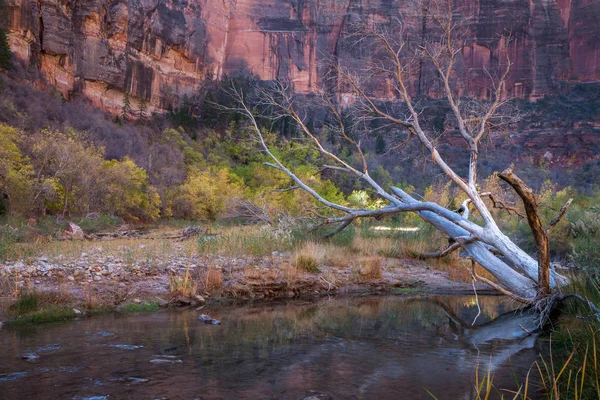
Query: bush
[[173, 168, 243, 221], [568, 211, 600, 277]]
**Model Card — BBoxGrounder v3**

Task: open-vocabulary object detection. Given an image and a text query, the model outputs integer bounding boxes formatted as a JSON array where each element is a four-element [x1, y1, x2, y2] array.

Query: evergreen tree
[[375, 134, 386, 154], [0, 28, 11, 71], [138, 99, 148, 123], [121, 92, 132, 122]]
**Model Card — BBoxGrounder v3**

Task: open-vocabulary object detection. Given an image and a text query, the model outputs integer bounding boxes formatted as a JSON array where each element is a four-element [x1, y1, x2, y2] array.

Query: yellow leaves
[[100, 157, 161, 221], [0, 124, 34, 214], [41, 177, 66, 213], [423, 181, 453, 208], [175, 168, 243, 221]]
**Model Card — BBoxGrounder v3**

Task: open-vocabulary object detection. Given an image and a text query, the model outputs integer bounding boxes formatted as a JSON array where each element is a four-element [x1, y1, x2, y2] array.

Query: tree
[[0, 124, 33, 214], [375, 135, 386, 154], [173, 167, 243, 221], [138, 98, 149, 123], [100, 157, 161, 221], [28, 129, 104, 216], [228, 0, 574, 307], [121, 92, 132, 122], [0, 27, 11, 71]]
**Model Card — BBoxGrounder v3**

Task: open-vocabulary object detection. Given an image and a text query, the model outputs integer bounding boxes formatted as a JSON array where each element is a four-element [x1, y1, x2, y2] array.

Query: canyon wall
[[5, 0, 600, 114]]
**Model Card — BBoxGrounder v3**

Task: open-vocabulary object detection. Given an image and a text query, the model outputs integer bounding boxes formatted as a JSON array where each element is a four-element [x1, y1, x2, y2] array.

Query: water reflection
[[0, 295, 542, 399]]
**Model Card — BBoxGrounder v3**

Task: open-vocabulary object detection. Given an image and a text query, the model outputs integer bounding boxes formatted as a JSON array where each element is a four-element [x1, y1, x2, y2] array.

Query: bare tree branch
[[546, 198, 573, 234], [412, 236, 474, 259], [217, 0, 573, 303], [499, 164, 550, 296]]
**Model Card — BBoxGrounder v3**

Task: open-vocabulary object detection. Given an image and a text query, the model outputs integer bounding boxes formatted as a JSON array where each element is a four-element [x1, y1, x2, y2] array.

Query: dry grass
[[351, 235, 391, 256], [198, 225, 295, 257], [279, 263, 299, 282], [0, 270, 20, 298], [350, 233, 434, 260], [293, 254, 319, 273], [323, 245, 353, 268], [242, 266, 278, 282], [82, 284, 112, 310], [353, 256, 383, 281], [10, 232, 199, 266], [196, 265, 224, 292], [169, 265, 198, 298], [292, 241, 326, 273], [290, 241, 353, 270]]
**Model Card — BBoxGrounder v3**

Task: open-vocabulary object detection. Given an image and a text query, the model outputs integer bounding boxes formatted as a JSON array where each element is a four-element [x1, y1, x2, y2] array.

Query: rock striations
[[5, 0, 600, 114]]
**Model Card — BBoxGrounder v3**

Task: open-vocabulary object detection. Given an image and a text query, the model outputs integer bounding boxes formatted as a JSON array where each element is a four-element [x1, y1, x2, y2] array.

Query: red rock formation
[[5, 0, 600, 114]]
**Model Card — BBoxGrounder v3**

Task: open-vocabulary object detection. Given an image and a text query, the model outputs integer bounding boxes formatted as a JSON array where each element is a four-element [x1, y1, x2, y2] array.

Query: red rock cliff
[[5, 0, 600, 114]]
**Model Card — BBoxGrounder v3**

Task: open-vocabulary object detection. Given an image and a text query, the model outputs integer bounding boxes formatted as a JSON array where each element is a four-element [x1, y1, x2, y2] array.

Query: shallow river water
[[0, 295, 543, 400]]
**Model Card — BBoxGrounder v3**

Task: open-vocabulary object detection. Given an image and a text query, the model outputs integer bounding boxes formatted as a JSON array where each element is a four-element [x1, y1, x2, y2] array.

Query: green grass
[[11, 293, 38, 314], [120, 302, 160, 312], [0, 223, 19, 260], [77, 214, 123, 233], [12, 305, 76, 324], [539, 275, 600, 399], [6, 290, 76, 324]]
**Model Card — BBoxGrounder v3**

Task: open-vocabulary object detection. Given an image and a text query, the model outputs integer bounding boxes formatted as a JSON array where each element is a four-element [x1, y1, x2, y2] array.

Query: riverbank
[[0, 225, 497, 323]]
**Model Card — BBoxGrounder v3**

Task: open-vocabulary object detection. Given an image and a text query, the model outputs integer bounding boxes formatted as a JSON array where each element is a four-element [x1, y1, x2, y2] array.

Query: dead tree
[[225, 0, 574, 304]]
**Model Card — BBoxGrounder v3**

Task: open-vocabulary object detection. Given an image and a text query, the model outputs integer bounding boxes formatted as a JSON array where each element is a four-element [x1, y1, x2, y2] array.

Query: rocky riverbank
[[0, 239, 493, 322]]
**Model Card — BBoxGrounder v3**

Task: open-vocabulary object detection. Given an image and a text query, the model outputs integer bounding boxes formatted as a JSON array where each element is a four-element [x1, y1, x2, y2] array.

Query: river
[[0, 294, 543, 399]]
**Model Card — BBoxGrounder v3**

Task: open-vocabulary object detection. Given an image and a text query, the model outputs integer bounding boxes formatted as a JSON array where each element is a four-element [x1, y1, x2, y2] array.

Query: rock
[[302, 391, 333, 400], [149, 359, 182, 364], [73, 308, 82, 315], [198, 314, 221, 325], [156, 298, 169, 308], [63, 222, 84, 240], [172, 297, 192, 306], [133, 298, 142, 304], [8, 0, 600, 120], [21, 353, 40, 363], [126, 377, 149, 383], [194, 295, 205, 304], [67, 275, 75, 281]]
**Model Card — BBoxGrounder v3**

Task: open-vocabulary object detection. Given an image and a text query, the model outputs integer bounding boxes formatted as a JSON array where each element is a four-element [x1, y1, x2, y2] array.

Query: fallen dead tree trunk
[[217, 0, 588, 308]]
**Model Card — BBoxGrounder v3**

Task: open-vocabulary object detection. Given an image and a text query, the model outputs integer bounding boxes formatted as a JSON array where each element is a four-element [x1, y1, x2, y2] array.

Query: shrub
[[293, 254, 320, 273], [174, 168, 243, 221]]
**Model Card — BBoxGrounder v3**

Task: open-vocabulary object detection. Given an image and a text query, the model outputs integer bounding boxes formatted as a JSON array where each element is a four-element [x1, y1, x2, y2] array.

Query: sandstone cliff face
[[5, 0, 600, 114]]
